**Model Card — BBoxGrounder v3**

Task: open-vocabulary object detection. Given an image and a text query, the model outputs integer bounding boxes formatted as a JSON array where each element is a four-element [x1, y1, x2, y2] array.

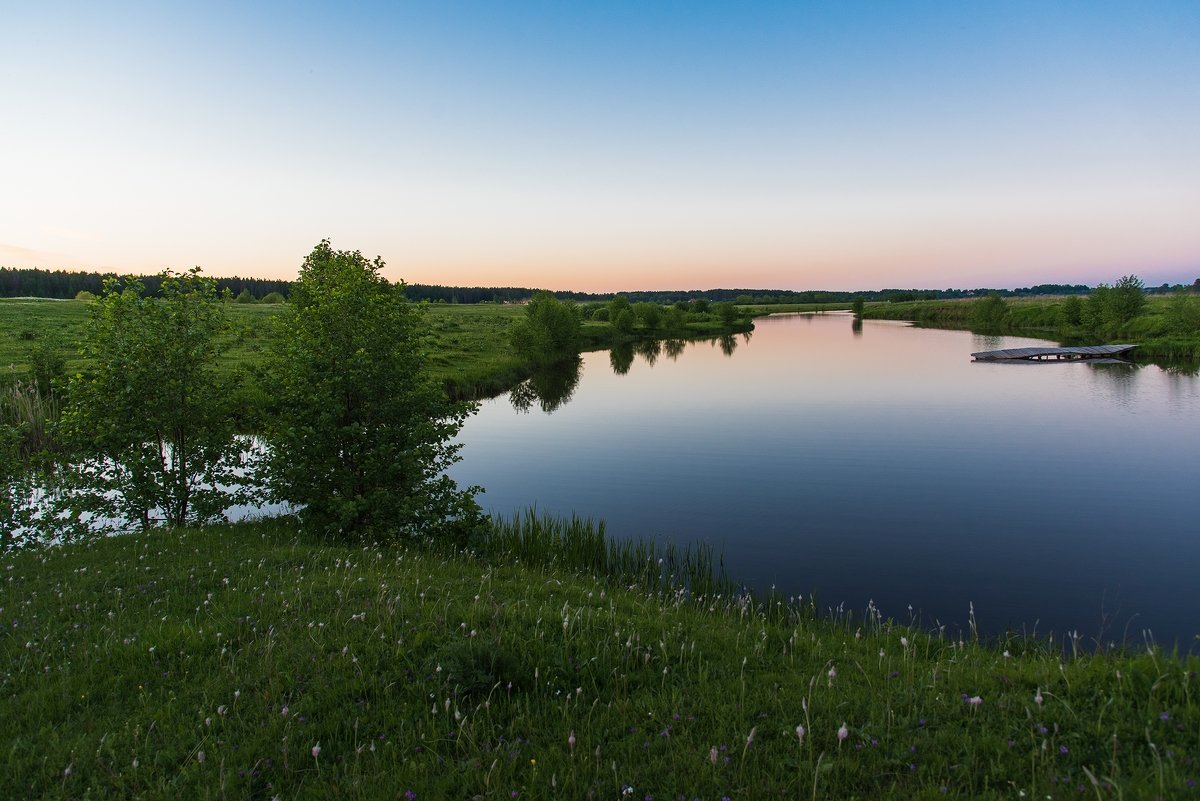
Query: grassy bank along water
[[861, 295, 1200, 364], [3, 518, 1197, 799], [0, 298, 756, 407]]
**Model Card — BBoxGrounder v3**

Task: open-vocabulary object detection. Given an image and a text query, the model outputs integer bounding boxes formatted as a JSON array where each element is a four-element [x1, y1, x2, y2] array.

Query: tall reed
[[0, 379, 59, 459], [461, 508, 735, 599]]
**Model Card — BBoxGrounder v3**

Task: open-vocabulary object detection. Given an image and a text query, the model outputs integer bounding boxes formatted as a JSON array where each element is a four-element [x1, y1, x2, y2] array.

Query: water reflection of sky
[[451, 313, 1200, 646]]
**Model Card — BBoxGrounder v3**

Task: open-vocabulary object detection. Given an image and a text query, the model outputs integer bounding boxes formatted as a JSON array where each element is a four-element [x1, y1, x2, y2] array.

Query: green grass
[[741, 302, 855, 315], [0, 299, 757, 403], [3, 518, 1197, 799], [861, 295, 1200, 363]]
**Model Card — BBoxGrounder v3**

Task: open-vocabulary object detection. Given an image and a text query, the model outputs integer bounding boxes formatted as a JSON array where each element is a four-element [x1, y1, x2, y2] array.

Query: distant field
[[0, 298, 757, 400]]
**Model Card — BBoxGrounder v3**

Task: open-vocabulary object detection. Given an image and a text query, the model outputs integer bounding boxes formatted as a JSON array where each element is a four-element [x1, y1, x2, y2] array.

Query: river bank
[[3, 517, 1197, 799]]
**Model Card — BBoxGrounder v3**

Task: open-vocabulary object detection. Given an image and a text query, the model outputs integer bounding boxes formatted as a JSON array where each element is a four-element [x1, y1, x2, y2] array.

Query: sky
[[2, 1, 1198, 293]]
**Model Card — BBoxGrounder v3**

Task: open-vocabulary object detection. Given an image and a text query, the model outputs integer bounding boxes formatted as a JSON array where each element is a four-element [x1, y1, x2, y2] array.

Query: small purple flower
[[405, 791, 417, 801], [1059, 745, 1069, 755], [1160, 712, 1170, 721]]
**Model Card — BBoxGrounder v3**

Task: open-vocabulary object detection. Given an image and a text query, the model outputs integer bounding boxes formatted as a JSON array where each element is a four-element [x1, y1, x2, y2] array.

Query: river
[[449, 313, 1200, 647]]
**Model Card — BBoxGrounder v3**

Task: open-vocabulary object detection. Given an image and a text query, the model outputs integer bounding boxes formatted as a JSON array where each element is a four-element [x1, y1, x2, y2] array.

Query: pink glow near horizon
[[2, 3, 1198, 292]]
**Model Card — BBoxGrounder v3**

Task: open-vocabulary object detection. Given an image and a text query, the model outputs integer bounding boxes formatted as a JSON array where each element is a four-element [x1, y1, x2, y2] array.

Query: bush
[[263, 240, 478, 539], [509, 292, 581, 364], [971, 292, 1010, 329], [59, 269, 249, 529], [260, 291, 286, 304]]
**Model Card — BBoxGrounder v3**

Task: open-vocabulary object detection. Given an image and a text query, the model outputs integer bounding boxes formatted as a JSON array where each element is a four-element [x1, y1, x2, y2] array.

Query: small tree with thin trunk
[[60, 269, 249, 530]]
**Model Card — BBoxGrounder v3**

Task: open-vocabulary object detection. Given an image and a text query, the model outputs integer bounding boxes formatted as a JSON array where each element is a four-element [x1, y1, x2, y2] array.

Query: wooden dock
[[971, 344, 1136, 362]]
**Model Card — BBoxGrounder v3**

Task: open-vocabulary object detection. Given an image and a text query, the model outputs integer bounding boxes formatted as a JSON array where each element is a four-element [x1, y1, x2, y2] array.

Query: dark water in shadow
[[450, 313, 1200, 646]]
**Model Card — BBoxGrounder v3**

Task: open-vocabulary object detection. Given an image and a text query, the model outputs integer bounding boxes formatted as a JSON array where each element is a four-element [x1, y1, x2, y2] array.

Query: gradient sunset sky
[[3, 1, 1198, 292]]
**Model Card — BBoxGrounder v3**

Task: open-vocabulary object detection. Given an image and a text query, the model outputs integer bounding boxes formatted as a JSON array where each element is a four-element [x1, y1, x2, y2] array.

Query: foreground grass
[[3, 520, 1197, 799]]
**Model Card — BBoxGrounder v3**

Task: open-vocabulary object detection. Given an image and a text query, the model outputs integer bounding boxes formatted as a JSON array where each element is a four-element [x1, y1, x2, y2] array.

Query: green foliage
[[971, 292, 1010, 329], [613, 307, 636, 334], [1082, 284, 1110, 333], [633, 301, 662, 330], [264, 240, 479, 539], [1165, 289, 1200, 335], [73, 289, 95, 301], [59, 269, 249, 530], [234, 288, 256, 303], [590, 306, 609, 322], [1059, 295, 1084, 326], [1083, 276, 1146, 335], [1109, 274, 1147, 325], [607, 294, 631, 319], [715, 301, 738, 327], [28, 334, 65, 398], [663, 305, 685, 332], [690, 297, 710, 314], [508, 291, 582, 365], [851, 296, 865, 318], [259, 291, 286, 304], [0, 423, 24, 544]]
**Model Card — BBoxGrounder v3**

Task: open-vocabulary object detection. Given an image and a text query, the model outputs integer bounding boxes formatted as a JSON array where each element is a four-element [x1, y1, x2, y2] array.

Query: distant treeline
[[3, 267, 1195, 304], [0, 268, 292, 300]]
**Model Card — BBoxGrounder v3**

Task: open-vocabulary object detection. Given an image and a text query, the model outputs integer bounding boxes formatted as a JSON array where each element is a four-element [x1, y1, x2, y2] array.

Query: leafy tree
[[608, 294, 631, 319], [264, 240, 478, 538], [1108, 274, 1146, 326], [663, 306, 686, 332], [1082, 284, 1110, 333], [509, 292, 582, 364], [1060, 295, 1084, 326], [690, 298, 710, 314], [851, 297, 865, 318], [613, 308, 636, 335], [971, 292, 1010, 329], [235, 288, 256, 303], [715, 301, 738, 327], [59, 269, 248, 530], [634, 302, 662, 330], [260, 291, 286, 304]]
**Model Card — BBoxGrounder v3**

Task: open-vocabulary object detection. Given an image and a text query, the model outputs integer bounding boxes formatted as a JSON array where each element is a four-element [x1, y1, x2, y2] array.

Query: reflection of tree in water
[[742, 330, 753, 345], [852, 317, 863, 336], [634, 339, 661, 367], [509, 356, 582, 413], [718, 334, 737, 356], [663, 339, 686, 360], [609, 343, 634, 375]]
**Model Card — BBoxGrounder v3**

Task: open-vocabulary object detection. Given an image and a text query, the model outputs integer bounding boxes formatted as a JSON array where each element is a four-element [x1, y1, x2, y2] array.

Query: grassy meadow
[[860, 295, 1200, 363], [3, 518, 1198, 800], [0, 297, 755, 405]]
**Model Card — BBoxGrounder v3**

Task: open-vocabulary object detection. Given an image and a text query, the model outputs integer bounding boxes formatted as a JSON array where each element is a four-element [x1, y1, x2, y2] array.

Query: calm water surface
[[449, 314, 1200, 646]]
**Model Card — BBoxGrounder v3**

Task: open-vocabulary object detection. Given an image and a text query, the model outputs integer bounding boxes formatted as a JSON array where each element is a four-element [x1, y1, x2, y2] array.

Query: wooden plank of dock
[[971, 344, 1136, 362]]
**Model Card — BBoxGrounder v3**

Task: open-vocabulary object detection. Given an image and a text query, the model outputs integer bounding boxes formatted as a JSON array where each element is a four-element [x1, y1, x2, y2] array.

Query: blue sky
[[2, 1, 1198, 291]]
